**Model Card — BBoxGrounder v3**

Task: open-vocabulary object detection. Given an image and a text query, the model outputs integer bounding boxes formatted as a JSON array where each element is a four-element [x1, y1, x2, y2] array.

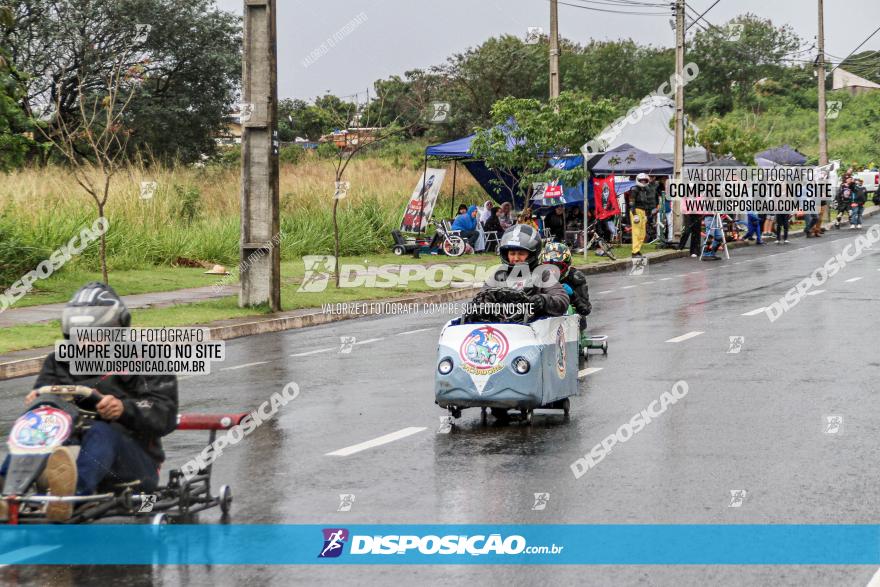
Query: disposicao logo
[[318, 528, 349, 558]]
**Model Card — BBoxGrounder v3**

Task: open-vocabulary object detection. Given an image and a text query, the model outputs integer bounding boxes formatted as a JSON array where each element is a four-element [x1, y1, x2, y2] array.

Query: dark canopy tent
[[755, 145, 808, 166], [589, 143, 675, 176], [703, 157, 747, 167]]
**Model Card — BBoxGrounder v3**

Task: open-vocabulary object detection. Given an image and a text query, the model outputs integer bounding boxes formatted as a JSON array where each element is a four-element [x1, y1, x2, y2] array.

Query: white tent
[[581, 96, 708, 164]]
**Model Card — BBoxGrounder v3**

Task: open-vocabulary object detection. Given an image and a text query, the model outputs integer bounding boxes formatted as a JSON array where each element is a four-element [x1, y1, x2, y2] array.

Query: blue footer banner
[[1, 525, 879, 565]]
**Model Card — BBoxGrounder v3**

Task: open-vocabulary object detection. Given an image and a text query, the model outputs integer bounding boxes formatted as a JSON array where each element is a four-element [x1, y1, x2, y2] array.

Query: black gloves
[[529, 295, 546, 314]]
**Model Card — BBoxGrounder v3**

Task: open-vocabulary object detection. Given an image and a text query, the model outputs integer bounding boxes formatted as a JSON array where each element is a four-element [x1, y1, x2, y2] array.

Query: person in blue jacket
[[451, 204, 480, 247]]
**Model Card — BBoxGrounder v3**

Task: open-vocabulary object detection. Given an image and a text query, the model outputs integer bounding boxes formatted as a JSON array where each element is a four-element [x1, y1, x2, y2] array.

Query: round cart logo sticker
[[556, 325, 566, 379], [8, 406, 72, 453], [460, 326, 509, 376]]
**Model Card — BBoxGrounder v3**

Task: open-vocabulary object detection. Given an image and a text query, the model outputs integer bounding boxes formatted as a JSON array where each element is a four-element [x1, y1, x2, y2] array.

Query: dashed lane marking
[[326, 427, 427, 456], [220, 361, 268, 371], [665, 331, 704, 343], [290, 348, 333, 357]]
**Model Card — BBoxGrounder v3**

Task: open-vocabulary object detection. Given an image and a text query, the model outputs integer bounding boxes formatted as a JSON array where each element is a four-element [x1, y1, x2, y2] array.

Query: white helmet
[[636, 173, 650, 183]]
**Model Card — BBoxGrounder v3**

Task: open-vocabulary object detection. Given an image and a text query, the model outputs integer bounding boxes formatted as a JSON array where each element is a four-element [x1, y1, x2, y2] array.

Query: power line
[[685, 0, 722, 32], [829, 24, 880, 74], [554, 0, 671, 16]]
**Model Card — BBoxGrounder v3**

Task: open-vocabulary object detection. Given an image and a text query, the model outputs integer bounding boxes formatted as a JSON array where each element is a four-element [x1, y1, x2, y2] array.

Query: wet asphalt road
[[2, 223, 880, 586]]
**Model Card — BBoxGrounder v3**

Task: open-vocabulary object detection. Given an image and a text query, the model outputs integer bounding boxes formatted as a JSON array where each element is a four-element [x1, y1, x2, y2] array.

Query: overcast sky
[[215, 0, 880, 101]]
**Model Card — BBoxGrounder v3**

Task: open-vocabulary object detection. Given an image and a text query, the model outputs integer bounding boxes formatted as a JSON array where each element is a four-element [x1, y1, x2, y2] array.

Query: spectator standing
[[851, 178, 867, 229], [678, 213, 703, 257], [744, 212, 764, 245], [629, 173, 655, 257], [775, 213, 790, 244], [544, 205, 566, 242]]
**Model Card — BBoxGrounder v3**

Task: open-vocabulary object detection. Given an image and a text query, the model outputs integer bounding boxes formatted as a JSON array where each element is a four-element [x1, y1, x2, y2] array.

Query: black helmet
[[61, 282, 131, 337], [498, 224, 542, 268]]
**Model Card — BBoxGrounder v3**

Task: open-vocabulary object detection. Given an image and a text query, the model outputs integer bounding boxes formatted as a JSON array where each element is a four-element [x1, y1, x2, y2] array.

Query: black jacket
[[853, 185, 868, 205], [484, 264, 570, 317], [630, 184, 657, 211], [561, 268, 591, 317], [35, 353, 179, 463], [483, 214, 503, 235], [544, 212, 566, 241]]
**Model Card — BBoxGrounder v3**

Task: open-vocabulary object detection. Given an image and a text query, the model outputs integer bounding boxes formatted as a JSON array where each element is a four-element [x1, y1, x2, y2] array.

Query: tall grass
[[0, 151, 481, 286]]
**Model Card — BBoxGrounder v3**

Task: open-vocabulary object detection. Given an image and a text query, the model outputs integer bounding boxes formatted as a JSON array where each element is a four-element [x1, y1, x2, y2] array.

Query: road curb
[[1, 207, 875, 381]]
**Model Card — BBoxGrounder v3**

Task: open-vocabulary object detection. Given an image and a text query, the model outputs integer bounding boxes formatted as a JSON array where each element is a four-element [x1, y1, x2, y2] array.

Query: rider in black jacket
[[0, 282, 178, 521], [484, 224, 569, 318]]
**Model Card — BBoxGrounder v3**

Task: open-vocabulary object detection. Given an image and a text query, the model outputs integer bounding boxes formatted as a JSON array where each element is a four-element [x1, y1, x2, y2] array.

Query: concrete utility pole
[[672, 0, 685, 180], [549, 0, 560, 99], [240, 0, 281, 311], [817, 0, 828, 166]]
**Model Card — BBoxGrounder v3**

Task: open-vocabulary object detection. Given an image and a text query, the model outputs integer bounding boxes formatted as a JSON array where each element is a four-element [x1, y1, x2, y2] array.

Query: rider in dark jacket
[[0, 282, 178, 522], [484, 224, 569, 318]]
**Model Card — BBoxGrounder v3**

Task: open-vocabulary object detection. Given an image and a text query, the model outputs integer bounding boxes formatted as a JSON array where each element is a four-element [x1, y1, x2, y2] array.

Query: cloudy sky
[[214, 0, 880, 101]]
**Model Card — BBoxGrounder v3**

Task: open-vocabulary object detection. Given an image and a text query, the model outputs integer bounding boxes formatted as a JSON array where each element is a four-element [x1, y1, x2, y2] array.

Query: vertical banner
[[593, 176, 620, 220], [400, 169, 446, 232]]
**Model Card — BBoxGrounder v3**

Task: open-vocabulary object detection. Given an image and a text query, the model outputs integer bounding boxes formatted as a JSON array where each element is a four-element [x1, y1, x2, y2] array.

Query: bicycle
[[585, 220, 616, 260], [431, 220, 466, 257]]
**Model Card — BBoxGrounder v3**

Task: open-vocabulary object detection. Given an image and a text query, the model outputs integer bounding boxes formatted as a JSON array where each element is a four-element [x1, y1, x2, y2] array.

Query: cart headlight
[[512, 357, 530, 374], [438, 358, 454, 375]]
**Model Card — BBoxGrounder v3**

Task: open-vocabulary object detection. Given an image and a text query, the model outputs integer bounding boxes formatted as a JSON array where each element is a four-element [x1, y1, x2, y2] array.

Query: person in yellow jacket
[[628, 173, 656, 257]]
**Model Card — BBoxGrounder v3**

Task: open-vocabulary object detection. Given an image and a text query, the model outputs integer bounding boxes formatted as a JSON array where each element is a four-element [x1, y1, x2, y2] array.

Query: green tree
[[469, 92, 618, 201], [2, 0, 240, 163], [0, 7, 32, 171], [697, 116, 766, 162], [686, 15, 803, 116]]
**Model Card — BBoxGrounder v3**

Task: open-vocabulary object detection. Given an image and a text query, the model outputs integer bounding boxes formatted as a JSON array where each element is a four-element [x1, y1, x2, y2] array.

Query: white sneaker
[[776, 241, 782, 245], [690, 253, 697, 258], [850, 225, 857, 229], [784, 240, 790, 244]]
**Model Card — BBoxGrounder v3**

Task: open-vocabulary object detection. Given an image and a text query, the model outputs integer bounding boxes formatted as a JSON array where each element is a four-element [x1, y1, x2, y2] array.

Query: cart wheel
[[393, 245, 405, 256], [602, 242, 616, 261], [561, 398, 571, 418], [602, 341, 608, 355], [443, 237, 465, 257], [152, 513, 169, 525], [219, 485, 232, 515], [521, 409, 533, 425], [480, 407, 488, 426]]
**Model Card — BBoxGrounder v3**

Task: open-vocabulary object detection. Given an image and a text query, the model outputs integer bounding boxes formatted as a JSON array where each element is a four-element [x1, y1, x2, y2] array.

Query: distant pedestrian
[[775, 213, 790, 244], [678, 213, 703, 257], [835, 178, 853, 228], [744, 212, 764, 245], [851, 178, 867, 229]]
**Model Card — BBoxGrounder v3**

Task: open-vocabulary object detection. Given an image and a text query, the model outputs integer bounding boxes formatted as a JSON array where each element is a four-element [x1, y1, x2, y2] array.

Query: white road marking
[[845, 277, 863, 283], [741, 308, 766, 316], [865, 566, 880, 587], [665, 331, 704, 343], [659, 277, 672, 281], [641, 281, 655, 285], [806, 289, 825, 296], [355, 337, 385, 345], [290, 347, 333, 357], [597, 290, 613, 294], [621, 285, 636, 289], [398, 328, 432, 336], [578, 367, 603, 378], [0, 545, 61, 567], [220, 361, 268, 371], [326, 427, 426, 456]]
